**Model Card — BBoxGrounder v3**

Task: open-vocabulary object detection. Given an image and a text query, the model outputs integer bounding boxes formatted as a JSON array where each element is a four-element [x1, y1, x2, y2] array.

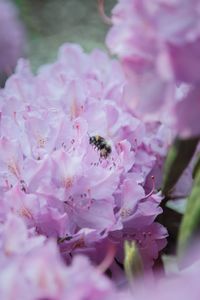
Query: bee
[[89, 135, 111, 159]]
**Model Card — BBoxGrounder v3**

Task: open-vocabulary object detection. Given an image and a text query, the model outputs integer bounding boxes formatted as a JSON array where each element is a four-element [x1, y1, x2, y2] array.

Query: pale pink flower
[[106, 0, 200, 136], [0, 44, 168, 269], [0, 215, 120, 300]]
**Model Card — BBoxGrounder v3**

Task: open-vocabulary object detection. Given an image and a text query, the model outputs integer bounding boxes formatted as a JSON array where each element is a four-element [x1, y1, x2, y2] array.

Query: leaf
[[162, 137, 199, 197], [124, 241, 143, 280], [192, 153, 200, 179], [178, 164, 200, 257]]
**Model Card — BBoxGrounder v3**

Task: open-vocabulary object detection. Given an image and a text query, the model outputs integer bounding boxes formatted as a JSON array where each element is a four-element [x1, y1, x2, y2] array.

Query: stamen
[[13, 112, 19, 126], [142, 175, 155, 200], [57, 235, 72, 244], [20, 179, 27, 193], [97, 0, 112, 25], [4, 179, 11, 189], [97, 243, 116, 273], [65, 194, 93, 211]]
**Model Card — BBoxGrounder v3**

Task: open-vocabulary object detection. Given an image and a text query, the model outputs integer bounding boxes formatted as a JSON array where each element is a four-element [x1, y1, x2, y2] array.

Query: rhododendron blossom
[[106, 0, 200, 137], [0, 214, 199, 300], [0, 214, 122, 300], [1, 0, 200, 297], [0, 44, 169, 270]]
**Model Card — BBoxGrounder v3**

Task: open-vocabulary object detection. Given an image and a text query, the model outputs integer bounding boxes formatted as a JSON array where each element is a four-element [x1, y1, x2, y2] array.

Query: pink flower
[[0, 215, 120, 300], [0, 0, 25, 74], [106, 0, 200, 136], [0, 214, 45, 257], [107, 0, 200, 83], [0, 215, 198, 300], [0, 44, 168, 269], [131, 248, 200, 300], [172, 85, 200, 138]]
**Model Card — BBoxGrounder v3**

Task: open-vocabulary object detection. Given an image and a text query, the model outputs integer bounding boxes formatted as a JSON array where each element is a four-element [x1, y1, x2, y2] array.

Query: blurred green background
[[14, 0, 116, 70]]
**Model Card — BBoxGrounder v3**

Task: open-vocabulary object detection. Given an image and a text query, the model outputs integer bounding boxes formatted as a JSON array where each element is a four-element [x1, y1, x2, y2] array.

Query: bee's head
[[89, 136, 95, 144]]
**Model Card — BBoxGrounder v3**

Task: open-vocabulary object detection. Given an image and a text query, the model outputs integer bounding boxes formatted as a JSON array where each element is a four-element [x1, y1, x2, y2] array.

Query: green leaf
[[178, 164, 200, 257], [192, 153, 200, 179], [162, 137, 199, 197], [124, 241, 143, 280]]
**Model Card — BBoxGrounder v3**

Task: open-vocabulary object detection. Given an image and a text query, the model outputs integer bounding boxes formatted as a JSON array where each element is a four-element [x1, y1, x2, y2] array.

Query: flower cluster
[[1, 1, 200, 298], [0, 214, 199, 300], [106, 0, 200, 137], [0, 0, 25, 75], [0, 44, 169, 271], [0, 214, 122, 300]]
